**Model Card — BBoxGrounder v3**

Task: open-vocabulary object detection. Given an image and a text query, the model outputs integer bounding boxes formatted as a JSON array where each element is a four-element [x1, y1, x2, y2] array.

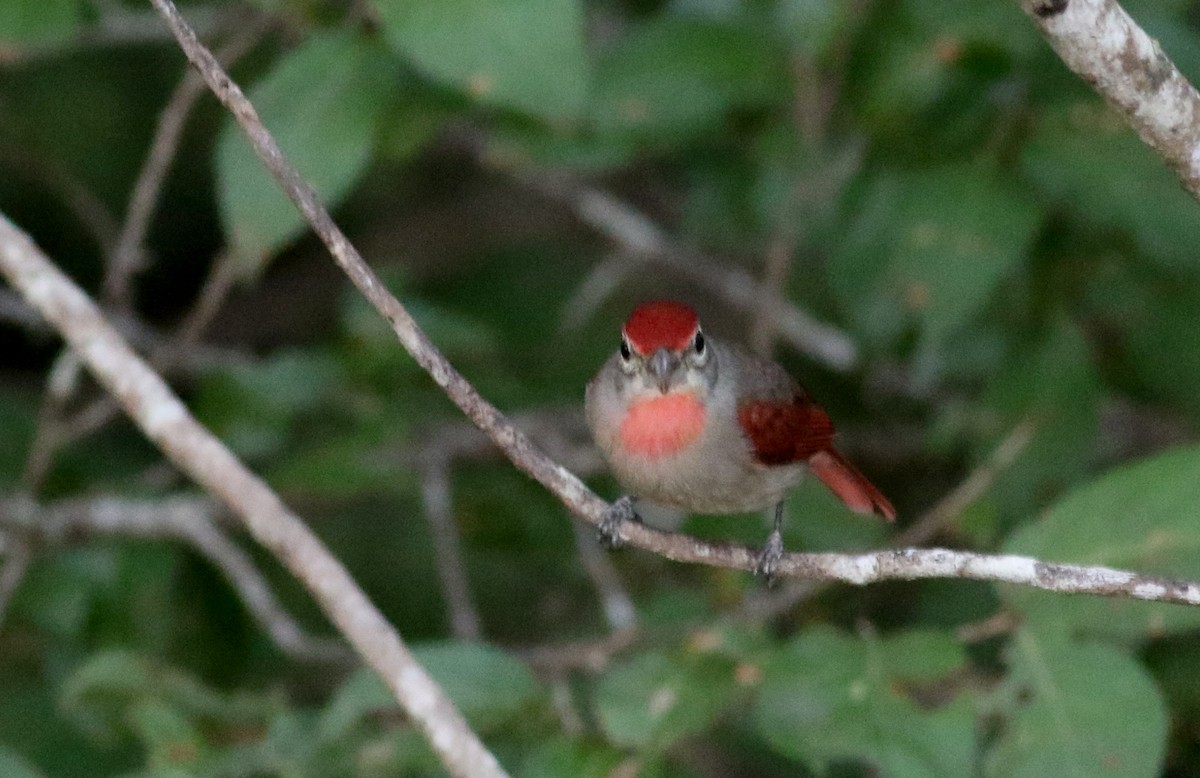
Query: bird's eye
[[619, 340, 632, 361], [693, 331, 705, 354]]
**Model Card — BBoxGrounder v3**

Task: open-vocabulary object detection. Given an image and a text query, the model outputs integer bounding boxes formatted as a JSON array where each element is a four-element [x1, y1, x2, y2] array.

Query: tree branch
[[0, 495, 350, 663], [0, 213, 508, 778], [107, 18, 272, 308], [1018, 0, 1200, 199], [510, 169, 861, 372], [141, 0, 1200, 614], [418, 456, 483, 641], [743, 420, 1038, 621]]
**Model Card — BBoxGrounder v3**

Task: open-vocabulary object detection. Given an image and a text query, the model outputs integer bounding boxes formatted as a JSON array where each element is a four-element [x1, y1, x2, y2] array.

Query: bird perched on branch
[[585, 300, 894, 576]]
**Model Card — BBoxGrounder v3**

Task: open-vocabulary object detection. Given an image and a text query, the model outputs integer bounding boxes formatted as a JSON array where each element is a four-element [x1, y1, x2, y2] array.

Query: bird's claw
[[599, 495, 640, 549], [754, 529, 785, 586]]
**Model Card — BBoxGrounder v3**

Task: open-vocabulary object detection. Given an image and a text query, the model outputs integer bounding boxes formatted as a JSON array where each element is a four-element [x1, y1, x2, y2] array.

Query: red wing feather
[[737, 396, 835, 465], [738, 396, 896, 521]]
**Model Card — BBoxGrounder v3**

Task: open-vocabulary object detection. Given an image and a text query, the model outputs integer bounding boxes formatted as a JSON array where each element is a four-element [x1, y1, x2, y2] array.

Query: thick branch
[[1018, 0, 1200, 199], [0, 214, 507, 778]]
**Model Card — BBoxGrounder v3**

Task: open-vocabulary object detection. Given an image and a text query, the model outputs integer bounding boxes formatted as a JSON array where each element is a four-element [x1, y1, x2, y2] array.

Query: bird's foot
[[754, 529, 785, 586], [598, 495, 640, 550]]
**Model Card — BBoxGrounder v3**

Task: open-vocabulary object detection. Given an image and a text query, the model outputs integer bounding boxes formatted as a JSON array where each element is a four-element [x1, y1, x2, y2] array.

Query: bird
[[584, 299, 894, 577]]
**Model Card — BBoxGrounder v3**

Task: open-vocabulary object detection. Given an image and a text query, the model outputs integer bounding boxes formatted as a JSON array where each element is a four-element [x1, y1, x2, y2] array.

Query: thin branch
[[20, 351, 86, 491], [748, 58, 812, 357], [894, 420, 1038, 548], [503, 168, 861, 372], [394, 409, 624, 636], [141, 0, 1200, 615], [749, 230, 798, 357], [12, 5, 241, 62], [571, 519, 637, 632], [1017, 0, 1200, 199], [107, 21, 272, 308], [0, 537, 32, 629], [0, 495, 349, 663], [0, 290, 251, 371], [559, 251, 636, 332], [0, 148, 120, 254], [419, 457, 482, 641], [743, 420, 1038, 621], [519, 627, 638, 674], [0, 213, 507, 778], [172, 249, 239, 345]]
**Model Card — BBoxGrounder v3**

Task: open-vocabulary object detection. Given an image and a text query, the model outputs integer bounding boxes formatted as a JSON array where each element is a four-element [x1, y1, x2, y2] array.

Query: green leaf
[[1002, 443, 1200, 637], [978, 320, 1101, 525], [831, 165, 1039, 350], [194, 349, 342, 461], [376, 0, 587, 121], [318, 668, 396, 742], [775, 0, 848, 60], [518, 739, 626, 778], [0, 0, 81, 46], [0, 389, 36, 487], [129, 698, 204, 770], [1022, 101, 1200, 273], [413, 642, 541, 731], [60, 650, 273, 744], [591, 18, 786, 141], [1125, 286, 1200, 417], [13, 549, 109, 639], [0, 746, 45, 778], [594, 649, 739, 751], [216, 32, 394, 275], [984, 631, 1167, 778], [754, 626, 974, 776], [853, 0, 1034, 144]]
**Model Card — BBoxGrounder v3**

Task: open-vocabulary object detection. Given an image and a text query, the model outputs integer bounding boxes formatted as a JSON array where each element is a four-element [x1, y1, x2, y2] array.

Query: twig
[[139, 0, 1200, 613], [748, 59, 811, 357], [0, 213, 507, 778], [504, 169, 860, 372], [395, 409, 624, 636], [559, 252, 636, 332], [1017, 0, 1200, 199], [0, 537, 32, 629], [401, 410, 628, 635], [0, 148, 120, 254], [518, 627, 638, 674], [748, 231, 798, 357], [571, 520, 637, 631], [12, 5, 240, 62], [894, 420, 1038, 548], [956, 610, 1022, 643], [743, 420, 1038, 621], [107, 21, 272, 308], [172, 250, 238, 344], [21, 351, 87, 490], [0, 291, 250, 371], [0, 495, 349, 662], [419, 457, 482, 641]]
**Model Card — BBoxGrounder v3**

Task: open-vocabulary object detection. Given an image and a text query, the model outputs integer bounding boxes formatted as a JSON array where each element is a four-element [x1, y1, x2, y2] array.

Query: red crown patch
[[622, 300, 700, 354]]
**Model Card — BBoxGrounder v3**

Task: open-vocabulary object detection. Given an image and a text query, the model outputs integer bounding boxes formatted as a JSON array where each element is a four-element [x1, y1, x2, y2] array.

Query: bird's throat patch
[[619, 393, 706, 459]]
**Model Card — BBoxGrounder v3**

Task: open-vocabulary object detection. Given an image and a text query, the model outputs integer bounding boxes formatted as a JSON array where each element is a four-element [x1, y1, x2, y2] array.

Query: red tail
[[809, 448, 895, 521]]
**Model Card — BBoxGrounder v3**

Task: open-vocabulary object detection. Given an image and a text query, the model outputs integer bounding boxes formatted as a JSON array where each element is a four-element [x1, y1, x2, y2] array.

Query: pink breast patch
[[619, 393, 707, 459]]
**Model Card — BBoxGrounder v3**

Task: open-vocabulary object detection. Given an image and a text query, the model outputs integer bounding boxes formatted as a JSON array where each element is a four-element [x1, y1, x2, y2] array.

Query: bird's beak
[[647, 348, 681, 393]]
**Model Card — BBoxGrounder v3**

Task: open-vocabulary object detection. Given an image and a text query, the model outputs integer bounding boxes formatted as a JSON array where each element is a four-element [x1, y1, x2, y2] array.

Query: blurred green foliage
[[2, 0, 1200, 775]]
